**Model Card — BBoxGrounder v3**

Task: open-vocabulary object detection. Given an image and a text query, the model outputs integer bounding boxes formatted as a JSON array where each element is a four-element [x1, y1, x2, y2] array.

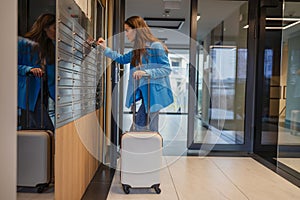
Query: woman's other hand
[[30, 68, 44, 77], [133, 70, 147, 80], [97, 37, 107, 50]]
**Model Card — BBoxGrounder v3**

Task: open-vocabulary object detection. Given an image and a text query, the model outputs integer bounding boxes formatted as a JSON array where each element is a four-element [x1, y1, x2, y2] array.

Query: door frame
[[110, 0, 125, 168]]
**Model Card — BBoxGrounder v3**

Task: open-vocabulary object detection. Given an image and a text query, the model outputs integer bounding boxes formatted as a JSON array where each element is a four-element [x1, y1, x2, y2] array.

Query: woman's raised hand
[[97, 37, 107, 50]]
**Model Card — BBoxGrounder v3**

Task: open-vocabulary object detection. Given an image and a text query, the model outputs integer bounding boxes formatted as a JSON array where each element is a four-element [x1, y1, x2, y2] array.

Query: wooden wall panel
[[55, 111, 101, 200], [104, 0, 114, 147]]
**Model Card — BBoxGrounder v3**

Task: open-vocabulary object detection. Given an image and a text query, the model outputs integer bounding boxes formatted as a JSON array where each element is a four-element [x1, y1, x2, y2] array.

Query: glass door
[[253, 0, 300, 185], [188, 0, 250, 151], [277, 0, 300, 182]]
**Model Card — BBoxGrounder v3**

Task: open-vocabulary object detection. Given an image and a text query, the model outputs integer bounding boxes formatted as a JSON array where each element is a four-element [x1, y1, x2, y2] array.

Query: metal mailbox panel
[[56, 10, 103, 128]]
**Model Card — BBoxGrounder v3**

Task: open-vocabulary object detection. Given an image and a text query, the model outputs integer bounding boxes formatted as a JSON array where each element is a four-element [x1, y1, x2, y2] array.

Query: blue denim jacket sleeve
[[18, 37, 38, 76], [104, 47, 132, 64]]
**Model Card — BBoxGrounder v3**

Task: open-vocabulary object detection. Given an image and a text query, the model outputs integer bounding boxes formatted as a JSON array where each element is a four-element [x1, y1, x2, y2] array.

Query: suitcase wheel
[[122, 184, 131, 194], [36, 183, 48, 193], [152, 184, 161, 194]]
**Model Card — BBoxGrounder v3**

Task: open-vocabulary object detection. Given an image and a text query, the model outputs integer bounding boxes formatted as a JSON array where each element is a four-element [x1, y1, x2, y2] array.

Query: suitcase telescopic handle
[[132, 74, 151, 131], [25, 72, 45, 129]]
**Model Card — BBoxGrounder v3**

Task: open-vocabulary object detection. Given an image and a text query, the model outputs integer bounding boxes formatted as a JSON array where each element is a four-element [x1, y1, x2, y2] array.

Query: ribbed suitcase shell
[[121, 131, 162, 193], [120, 74, 162, 194], [17, 130, 53, 192], [17, 74, 53, 193]]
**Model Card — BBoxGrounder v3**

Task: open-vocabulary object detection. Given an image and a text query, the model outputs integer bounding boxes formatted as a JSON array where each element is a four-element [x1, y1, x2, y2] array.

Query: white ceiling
[[125, 0, 247, 46], [125, 0, 191, 47], [197, 0, 246, 40], [125, 0, 300, 46]]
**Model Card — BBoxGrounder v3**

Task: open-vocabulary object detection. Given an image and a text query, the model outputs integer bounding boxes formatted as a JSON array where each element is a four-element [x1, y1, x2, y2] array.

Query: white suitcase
[[17, 74, 54, 193], [120, 75, 162, 194], [17, 130, 53, 193], [121, 131, 162, 194]]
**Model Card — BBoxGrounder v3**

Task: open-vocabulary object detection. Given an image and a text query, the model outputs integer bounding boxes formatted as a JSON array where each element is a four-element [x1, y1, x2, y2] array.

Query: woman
[[98, 16, 174, 132], [18, 13, 56, 131]]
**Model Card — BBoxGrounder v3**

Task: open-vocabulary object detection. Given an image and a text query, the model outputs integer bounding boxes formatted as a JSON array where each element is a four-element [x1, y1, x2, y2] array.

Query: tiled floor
[[17, 156, 300, 200], [107, 156, 300, 200], [277, 158, 300, 172]]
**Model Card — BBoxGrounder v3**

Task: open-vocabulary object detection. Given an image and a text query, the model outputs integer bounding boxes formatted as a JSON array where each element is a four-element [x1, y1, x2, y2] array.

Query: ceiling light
[[144, 17, 185, 30], [241, 18, 300, 30], [266, 17, 300, 21], [283, 20, 300, 30], [265, 27, 283, 30], [266, 17, 300, 30]]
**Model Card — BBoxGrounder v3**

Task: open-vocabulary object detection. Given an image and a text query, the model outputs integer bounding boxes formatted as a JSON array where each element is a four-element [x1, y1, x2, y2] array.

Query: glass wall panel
[[277, 0, 300, 180], [194, 0, 248, 145]]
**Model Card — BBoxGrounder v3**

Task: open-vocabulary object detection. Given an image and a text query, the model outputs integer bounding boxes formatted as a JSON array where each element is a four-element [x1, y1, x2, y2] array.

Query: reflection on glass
[[194, 0, 248, 144], [164, 50, 189, 113], [277, 0, 300, 180], [210, 46, 236, 122]]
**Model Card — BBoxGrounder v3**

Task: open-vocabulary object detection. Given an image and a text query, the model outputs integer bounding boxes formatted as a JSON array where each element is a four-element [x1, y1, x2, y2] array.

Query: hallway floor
[[17, 156, 300, 200], [106, 156, 300, 200]]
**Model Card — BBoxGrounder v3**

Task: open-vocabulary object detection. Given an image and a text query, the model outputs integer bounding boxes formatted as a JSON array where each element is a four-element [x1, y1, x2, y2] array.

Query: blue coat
[[104, 42, 174, 113], [18, 37, 55, 111]]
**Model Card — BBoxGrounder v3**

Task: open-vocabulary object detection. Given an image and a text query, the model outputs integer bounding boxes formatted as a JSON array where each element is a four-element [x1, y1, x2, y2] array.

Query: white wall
[[0, 0, 17, 199]]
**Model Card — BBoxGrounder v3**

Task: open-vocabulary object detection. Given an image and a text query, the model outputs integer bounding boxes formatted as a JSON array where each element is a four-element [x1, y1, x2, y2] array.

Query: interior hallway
[[17, 155, 300, 200]]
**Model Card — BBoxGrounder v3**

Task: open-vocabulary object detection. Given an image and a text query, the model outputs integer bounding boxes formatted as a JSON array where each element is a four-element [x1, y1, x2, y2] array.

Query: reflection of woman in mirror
[[18, 13, 56, 131]]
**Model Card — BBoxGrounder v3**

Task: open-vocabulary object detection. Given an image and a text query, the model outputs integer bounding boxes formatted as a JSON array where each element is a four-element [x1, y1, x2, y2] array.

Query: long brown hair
[[125, 16, 168, 67], [25, 13, 55, 65]]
